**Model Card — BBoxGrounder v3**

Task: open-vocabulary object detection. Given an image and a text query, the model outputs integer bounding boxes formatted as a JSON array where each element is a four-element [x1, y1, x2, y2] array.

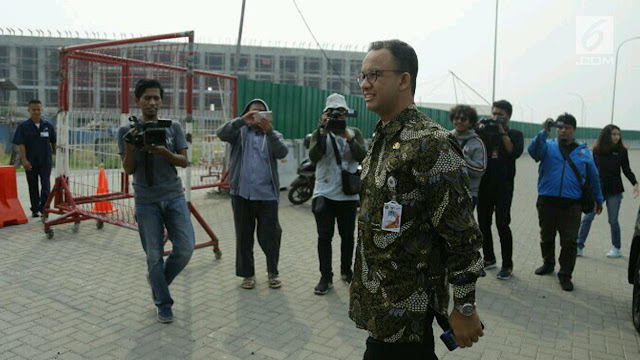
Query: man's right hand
[[242, 110, 259, 126], [22, 159, 32, 172], [595, 203, 603, 215]]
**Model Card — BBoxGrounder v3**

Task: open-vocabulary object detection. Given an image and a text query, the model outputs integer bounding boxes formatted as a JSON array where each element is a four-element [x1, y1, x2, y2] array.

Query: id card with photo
[[41, 131, 49, 137], [382, 201, 402, 233]]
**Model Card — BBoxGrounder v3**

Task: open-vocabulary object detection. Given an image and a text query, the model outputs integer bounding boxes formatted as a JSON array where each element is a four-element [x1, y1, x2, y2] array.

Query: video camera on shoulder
[[124, 115, 172, 148], [325, 108, 357, 134], [478, 116, 507, 128]]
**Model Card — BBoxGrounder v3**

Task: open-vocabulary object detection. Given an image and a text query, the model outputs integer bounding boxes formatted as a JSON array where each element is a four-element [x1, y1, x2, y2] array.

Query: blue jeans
[[135, 196, 195, 309], [577, 192, 623, 250]]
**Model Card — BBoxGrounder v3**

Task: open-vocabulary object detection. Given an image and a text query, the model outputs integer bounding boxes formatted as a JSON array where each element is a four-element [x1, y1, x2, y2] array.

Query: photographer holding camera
[[476, 100, 524, 280], [216, 99, 288, 290], [308, 93, 366, 295], [117, 79, 195, 323], [528, 113, 603, 291]]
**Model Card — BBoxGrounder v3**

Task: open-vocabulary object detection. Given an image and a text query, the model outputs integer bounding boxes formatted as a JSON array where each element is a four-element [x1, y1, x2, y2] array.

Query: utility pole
[[233, 0, 247, 77], [491, 0, 499, 103]]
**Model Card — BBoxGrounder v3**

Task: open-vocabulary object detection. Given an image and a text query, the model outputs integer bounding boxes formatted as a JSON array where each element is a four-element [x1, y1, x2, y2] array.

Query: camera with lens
[[324, 108, 357, 134], [478, 116, 508, 133], [544, 118, 558, 129], [124, 116, 172, 148]]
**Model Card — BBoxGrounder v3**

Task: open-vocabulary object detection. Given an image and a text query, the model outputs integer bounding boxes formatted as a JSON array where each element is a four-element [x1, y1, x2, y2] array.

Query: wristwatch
[[455, 302, 476, 316]]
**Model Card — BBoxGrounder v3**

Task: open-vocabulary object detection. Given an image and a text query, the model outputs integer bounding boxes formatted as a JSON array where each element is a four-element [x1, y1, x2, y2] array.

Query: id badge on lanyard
[[382, 176, 402, 232]]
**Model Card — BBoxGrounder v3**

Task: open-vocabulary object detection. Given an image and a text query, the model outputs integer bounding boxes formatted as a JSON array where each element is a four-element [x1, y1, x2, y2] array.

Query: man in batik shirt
[[349, 39, 484, 360]]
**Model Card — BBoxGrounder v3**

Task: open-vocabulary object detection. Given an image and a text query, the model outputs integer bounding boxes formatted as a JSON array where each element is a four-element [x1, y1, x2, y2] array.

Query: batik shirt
[[349, 105, 483, 343]]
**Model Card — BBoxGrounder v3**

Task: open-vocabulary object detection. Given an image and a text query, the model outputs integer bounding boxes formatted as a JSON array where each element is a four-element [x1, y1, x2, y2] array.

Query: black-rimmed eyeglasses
[[356, 69, 406, 85]]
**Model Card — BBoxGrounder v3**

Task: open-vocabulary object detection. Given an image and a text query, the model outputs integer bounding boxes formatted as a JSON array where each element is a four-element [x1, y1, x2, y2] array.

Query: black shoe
[[341, 271, 353, 284], [497, 267, 512, 280], [559, 277, 574, 291], [32, 211, 40, 218], [314, 277, 333, 295], [483, 259, 497, 270], [535, 263, 554, 275], [157, 306, 173, 323]]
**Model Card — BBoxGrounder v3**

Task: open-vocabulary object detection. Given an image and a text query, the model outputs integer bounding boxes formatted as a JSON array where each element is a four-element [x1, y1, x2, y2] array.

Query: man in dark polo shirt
[[12, 99, 56, 218]]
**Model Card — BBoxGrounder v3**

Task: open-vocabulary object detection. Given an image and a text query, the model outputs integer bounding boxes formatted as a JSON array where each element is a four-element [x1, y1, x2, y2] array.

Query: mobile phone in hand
[[253, 111, 273, 122], [440, 322, 485, 351]]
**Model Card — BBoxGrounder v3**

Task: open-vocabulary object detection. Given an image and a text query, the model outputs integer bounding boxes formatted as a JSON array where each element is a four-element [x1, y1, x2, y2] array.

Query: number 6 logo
[[576, 16, 614, 54]]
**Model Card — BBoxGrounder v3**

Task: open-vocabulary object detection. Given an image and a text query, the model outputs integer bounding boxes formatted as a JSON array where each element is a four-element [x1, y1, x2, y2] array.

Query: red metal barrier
[[0, 166, 28, 229]]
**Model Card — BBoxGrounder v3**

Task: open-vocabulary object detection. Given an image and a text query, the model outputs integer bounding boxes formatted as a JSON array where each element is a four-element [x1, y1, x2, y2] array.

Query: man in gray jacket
[[216, 99, 289, 290], [450, 105, 487, 208]]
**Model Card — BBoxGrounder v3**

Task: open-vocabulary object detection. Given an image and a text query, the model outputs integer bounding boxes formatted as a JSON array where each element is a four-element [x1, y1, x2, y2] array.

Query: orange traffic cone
[[93, 168, 115, 213]]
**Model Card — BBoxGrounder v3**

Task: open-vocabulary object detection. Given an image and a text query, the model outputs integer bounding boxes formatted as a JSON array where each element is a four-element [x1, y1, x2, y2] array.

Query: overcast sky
[[2, 0, 639, 130]]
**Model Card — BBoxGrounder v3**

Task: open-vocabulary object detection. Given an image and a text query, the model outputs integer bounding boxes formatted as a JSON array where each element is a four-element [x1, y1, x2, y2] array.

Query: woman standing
[[577, 124, 639, 258]]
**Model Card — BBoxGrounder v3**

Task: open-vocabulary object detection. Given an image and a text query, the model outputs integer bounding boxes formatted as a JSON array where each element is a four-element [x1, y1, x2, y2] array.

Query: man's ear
[[398, 72, 412, 93], [135, 98, 140, 106]]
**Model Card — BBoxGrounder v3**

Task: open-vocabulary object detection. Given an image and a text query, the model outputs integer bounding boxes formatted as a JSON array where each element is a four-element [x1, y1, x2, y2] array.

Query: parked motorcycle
[[288, 134, 315, 205]]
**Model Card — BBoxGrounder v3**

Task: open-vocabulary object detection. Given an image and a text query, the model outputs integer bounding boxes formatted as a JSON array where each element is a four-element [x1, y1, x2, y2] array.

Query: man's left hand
[[497, 123, 506, 134], [448, 309, 484, 348], [336, 130, 352, 142], [595, 203, 603, 215], [256, 118, 273, 134]]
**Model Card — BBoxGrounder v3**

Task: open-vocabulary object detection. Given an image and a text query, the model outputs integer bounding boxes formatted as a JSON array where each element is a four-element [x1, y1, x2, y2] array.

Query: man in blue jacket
[[528, 113, 604, 291]]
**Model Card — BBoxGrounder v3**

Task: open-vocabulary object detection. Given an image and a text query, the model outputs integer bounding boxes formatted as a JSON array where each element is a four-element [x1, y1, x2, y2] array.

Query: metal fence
[[236, 77, 640, 145]]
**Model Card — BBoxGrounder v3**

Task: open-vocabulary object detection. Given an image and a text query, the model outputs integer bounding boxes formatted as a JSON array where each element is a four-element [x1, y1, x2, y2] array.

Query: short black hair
[[492, 100, 512, 117], [28, 99, 42, 106], [449, 104, 479, 126], [556, 112, 577, 129], [368, 40, 418, 95], [134, 79, 164, 99]]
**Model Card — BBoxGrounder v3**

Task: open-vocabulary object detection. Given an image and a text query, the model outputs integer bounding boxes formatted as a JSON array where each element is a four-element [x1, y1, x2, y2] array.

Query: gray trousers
[[231, 195, 282, 278]]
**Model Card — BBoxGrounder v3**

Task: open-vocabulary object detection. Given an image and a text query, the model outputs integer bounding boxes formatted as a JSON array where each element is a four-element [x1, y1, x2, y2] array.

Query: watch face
[[461, 304, 474, 316]]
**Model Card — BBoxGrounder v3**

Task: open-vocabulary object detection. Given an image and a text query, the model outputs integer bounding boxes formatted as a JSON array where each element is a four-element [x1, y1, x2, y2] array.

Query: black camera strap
[[328, 133, 343, 167], [558, 144, 585, 186]]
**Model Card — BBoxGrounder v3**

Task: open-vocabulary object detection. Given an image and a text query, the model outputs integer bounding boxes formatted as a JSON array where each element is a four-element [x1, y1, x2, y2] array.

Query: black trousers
[[312, 197, 358, 279], [537, 203, 582, 280], [363, 312, 438, 360], [477, 180, 514, 268], [25, 165, 51, 213], [231, 195, 281, 277]]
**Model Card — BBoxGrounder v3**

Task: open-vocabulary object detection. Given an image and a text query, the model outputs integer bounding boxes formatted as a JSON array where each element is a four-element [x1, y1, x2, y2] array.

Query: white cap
[[323, 93, 352, 112]]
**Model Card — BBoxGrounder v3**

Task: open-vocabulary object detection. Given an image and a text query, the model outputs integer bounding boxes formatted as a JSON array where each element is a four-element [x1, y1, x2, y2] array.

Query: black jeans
[[477, 181, 514, 268], [231, 195, 282, 277], [25, 165, 51, 213], [312, 196, 358, 279], [363, 312, 438, 360], [537, 203, 582, 280]]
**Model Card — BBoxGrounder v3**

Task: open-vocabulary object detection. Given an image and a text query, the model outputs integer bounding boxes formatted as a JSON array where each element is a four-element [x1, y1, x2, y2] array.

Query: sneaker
[[559, 277, 574, 291], [157, 307, 173, 323], [314, 277, 333, 295], [606, 248, 621, 258], [483, 260, 497, 270], [496, 267, 512, 280], [534, 263, 554, 275], [341, 271, 353, 284], [31, 211, 40, 218], [576, 247, 584, 257]]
